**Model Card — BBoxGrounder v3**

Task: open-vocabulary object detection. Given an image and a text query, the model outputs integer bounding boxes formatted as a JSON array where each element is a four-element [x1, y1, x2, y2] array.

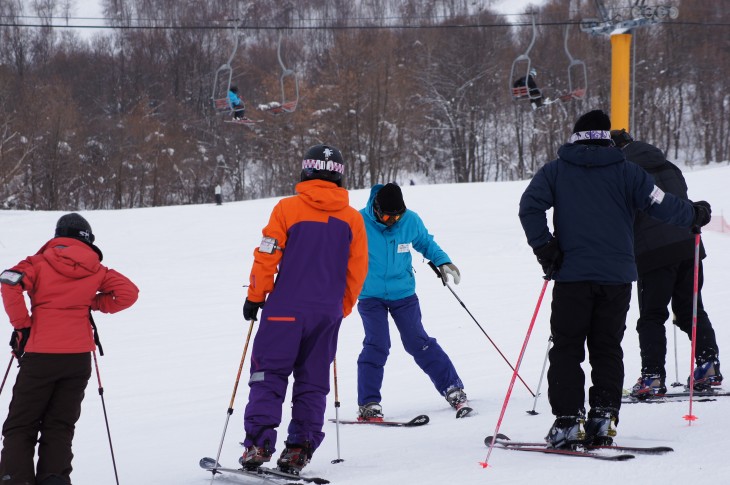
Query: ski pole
[[427, 261, 535, 397], [526, 335, 552, 415], [670, 316, 682, 387], [210, 318, 255, 483], [331, 358, 344, 464], [0, 355, 13, 397], [92, 350, 120, 485], [481, 277, 550, 469], [683, 231, 701, 424]]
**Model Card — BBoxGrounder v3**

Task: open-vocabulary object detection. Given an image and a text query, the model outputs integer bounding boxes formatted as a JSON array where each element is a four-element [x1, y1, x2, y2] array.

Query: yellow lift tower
[[579, 1, 678, 132]]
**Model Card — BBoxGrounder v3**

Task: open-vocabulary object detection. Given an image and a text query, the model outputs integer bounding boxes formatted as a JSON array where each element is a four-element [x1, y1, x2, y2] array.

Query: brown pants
[[0, 353, 91, 485]]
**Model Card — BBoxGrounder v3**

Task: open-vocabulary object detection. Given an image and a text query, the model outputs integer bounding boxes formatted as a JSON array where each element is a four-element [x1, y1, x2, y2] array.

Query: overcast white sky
[[71, 0, 545, 22], [73, 0, 101, 18], [63, 0, 544, 41]]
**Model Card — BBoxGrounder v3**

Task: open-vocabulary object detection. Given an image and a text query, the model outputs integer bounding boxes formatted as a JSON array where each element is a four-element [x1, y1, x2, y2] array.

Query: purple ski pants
[[242, 306, 341, 454]]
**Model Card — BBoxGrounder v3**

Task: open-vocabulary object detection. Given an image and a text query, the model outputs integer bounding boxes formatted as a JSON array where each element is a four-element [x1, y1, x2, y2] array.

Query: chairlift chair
[[557, 24, 588, 102], [259, 31, 300, 115], [509, 14, 542, 102], [510, 17, 588, 107], [211, 23, 246, 116]]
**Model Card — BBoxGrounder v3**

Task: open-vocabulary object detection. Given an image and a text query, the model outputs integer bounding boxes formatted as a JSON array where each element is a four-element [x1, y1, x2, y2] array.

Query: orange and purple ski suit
[[243, 179, 368, 454]]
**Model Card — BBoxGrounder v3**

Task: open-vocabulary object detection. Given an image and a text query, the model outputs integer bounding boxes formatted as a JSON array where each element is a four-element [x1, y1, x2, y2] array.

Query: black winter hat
[[570, 109, 613, 146], [55, 213, 95, 245], [375, 183, 406, 214]]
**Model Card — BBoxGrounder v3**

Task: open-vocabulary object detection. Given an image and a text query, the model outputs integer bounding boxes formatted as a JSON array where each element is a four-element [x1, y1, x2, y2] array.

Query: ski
[[456, 405, 474, 418], [224, 118, 263, 125], [677, 388, 727, 396], [622, 389, 730, 404], [484, 435, 672, 455], [622, 396, 717, 404], [484, 436, 634, 461], [587, 444, 673, 454], [328, 414, 429, 427], [200, 457, 329, 484]]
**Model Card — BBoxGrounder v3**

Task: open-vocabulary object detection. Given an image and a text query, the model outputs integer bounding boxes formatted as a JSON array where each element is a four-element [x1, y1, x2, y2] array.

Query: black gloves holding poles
[[533, 237, 563, 279], [692, 201, 712, 232], [9, 328, 30, 360], [243, 299, 265, 321]]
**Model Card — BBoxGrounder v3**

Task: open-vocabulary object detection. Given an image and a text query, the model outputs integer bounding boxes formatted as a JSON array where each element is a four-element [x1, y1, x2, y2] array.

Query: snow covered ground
[[1, 163, 729, 484]]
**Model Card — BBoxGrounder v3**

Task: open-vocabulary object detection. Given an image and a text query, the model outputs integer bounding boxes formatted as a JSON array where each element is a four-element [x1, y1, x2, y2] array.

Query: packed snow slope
[[1, 164, 729, 484]]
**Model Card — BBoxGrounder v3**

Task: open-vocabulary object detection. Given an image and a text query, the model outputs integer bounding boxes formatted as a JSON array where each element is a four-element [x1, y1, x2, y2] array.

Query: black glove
[[243, 299, 265, 321], [692, 201, 712, 231], [9, 328, 30, 360], [533, 238, 563, 279]]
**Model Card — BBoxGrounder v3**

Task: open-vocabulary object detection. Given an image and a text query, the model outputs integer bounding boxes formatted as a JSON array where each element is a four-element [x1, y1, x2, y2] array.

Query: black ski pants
[[547, 282, 630, 419], [637, 259, 719, 376], [0, 353, 91, 485]]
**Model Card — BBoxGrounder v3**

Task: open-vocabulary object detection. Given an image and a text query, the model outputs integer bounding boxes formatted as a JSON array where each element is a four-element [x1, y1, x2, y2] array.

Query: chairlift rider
[[513, 68, 544, 109], [228, 85, 246, 120]]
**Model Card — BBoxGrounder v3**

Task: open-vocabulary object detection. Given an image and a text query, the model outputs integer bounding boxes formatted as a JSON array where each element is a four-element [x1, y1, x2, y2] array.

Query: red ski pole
[[683, 231, 701, 424], [481, 277, 550, 468]]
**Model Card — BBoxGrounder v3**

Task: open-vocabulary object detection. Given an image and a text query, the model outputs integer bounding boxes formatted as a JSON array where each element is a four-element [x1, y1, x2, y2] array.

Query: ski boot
[[545, 414, 585, 449], [585, 407, 618, 446], [277, 441, 312, 475], [691, 357, 723, 391], [445, 387, 472, 418], [630, 373, 667, 399], [357, 402, 384, 422], [240, 440, 272, 470]]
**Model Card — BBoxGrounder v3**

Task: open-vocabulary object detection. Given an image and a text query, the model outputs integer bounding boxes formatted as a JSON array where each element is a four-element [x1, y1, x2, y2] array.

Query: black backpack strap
[[88, 310, 105, 356]]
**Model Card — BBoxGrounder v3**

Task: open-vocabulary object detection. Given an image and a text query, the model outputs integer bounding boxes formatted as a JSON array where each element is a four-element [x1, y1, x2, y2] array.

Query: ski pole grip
[[427, 261, 446, 285]]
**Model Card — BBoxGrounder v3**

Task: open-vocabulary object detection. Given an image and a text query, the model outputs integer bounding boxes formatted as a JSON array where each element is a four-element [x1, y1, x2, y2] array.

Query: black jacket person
[[618, 137, 721, 396]]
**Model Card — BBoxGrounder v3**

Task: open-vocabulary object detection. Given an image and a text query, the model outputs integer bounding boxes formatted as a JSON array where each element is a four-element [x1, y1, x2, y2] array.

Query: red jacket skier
[[0, 213, 138, 485]]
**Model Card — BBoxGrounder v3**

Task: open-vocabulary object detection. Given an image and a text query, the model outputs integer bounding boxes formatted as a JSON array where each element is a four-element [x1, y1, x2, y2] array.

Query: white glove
[[439, 263, 461, 285]]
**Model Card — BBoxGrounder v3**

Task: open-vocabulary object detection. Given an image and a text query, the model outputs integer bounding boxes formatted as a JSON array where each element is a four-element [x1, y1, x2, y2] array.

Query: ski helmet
[[301, 144, 344, 186], [529, 68, 537, 77], [230, 85, 238, 93]]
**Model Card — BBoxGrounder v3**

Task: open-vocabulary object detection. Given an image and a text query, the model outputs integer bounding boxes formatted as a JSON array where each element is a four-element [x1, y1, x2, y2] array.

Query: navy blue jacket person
[[518, 110, 712, 449]]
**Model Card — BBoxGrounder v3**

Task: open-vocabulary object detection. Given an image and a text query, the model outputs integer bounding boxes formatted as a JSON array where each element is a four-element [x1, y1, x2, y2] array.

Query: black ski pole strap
[[89, 311, 105, 356], [427, 261, 446, 286]]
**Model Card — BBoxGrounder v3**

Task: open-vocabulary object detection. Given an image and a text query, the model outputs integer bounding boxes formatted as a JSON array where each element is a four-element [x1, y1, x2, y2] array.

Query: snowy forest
[[0, 0, 727, 210]]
